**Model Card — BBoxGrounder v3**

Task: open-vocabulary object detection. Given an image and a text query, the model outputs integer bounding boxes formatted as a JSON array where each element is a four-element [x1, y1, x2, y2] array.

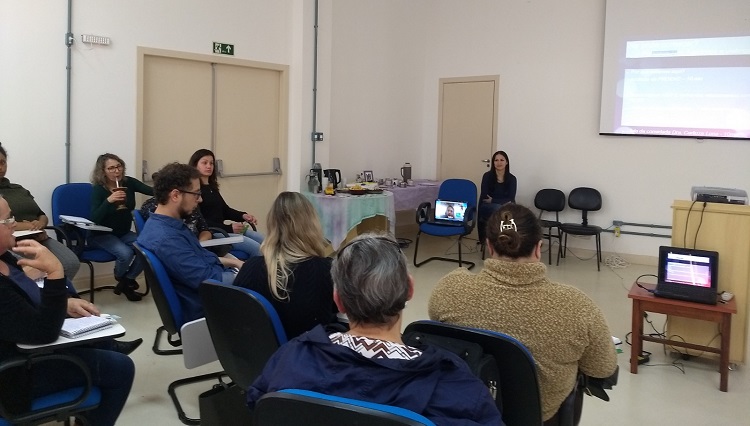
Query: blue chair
[[51, 183, 118, 303], [403, 320, 543, 426], [0, 353, 101, 426], [198, 282, 288, 425], [133, 243, 226, 425], [413, 179, 478, 269], [253, 389, 436, 426]]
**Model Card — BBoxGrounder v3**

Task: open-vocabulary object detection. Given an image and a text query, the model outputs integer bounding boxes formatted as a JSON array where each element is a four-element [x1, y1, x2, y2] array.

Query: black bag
[[199, 382, 253, 426], [402, 331, 501, 408]]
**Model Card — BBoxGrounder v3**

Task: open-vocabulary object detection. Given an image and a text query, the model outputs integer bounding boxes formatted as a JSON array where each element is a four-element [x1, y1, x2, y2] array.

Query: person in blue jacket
[[478, 150, 516, 243], [247, 234, 503, 425]]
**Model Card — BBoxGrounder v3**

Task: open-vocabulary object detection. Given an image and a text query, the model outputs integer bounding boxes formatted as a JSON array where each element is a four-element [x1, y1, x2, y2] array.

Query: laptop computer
[[433, 200, 468, 225], [654, 246, 718, 305]]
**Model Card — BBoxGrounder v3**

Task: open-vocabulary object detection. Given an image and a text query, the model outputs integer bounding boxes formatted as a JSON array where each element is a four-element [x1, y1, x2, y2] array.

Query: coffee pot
[[309, 163, 323, 193], [400, 163, 412, 181], [324, 169, 342, 188]]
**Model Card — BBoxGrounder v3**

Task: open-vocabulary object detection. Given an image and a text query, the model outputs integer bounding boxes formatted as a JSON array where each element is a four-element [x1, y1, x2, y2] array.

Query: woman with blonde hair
[[234, 191, 337, 338]]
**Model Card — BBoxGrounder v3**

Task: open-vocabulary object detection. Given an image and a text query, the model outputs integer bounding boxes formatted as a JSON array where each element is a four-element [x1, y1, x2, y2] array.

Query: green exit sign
[[213, 42, 234, 56]]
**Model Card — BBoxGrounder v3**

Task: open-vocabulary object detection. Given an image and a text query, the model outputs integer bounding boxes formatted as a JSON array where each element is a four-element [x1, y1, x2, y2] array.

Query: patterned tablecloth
[[385, 180, 442, 211], [304, 191, 396, 249]]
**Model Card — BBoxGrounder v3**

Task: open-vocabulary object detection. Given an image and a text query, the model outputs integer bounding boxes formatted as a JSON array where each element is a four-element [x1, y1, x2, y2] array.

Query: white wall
[[2, 0, 750, 259], [327, 0, 750, 257]]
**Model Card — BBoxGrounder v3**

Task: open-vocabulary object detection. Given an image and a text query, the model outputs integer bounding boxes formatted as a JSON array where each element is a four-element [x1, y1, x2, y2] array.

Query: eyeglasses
[[106, 165, 123, 172], [0, 216, 16, 227], [337, 236, 402, 257], [179, 189, 202, 198]]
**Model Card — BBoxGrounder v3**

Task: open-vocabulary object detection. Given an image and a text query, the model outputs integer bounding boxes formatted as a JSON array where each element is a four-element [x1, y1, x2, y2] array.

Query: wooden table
[[628, 283, 736, 391]]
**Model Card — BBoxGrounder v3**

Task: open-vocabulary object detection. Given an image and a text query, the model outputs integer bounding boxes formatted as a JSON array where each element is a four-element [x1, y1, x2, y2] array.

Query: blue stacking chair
[[413, 179, 478, 269], [403, 320, 543, 426], [253, 389, 436, 426], [133, 243, 226, 425], [0, 353, 101, 426], [51, 183, 118, 302]]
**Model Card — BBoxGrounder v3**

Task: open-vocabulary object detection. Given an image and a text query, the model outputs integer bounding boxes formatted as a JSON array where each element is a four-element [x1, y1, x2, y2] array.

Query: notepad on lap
[[60, 315, 117, 338]]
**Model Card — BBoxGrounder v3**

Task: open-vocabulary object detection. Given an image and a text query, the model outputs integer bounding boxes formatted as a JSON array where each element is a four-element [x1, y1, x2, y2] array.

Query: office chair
[[403, 320, 542, 426], [557, 187, 603, 271], [413, 179, 478, 270], [253, 389, 436, 426], [0, 353, 101, 426], [50, 183, 118, 302], [534, 188, 566, 265], [133, 243, 226, 425], [198, 282, 288, 425]]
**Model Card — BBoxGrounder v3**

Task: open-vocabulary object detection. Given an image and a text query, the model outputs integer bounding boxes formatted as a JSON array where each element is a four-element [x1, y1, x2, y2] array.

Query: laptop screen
[[657, 246, 719, 289], [434, 200, 468, 222]]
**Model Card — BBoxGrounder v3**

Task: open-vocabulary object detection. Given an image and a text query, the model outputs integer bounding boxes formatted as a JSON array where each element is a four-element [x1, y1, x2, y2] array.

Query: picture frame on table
[[363, 170, 374, 182]]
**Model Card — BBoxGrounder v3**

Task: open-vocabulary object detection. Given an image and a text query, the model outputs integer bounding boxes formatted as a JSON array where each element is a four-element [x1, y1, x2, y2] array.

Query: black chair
[[253, 389, 435, 426], [0, 353, 101, 426], [50, 183, 118, 302], [534, 189, 566, 265], [403, 320, 542, 426], [557, 187, 603, 271], [413, 179, 478, 270], [133, 243, 226, 425], [198, 282, 288, 425]]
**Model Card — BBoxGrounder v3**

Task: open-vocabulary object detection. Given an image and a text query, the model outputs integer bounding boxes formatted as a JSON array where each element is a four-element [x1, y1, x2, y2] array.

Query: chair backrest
[[132, 210, 146, 234], [437, 179, 478, 209], [199, 282, 288, 390], [51, 183, 94, 226], [534, 189, 566, 213], [568, 187, 602, 226], [133, 242, 186, 335], [403, 320, 542, 426], [253, 389, 436, 426]]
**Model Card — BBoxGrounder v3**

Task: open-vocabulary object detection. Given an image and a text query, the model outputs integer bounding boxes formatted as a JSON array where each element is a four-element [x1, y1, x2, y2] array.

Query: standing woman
[[234, 192, 338, 339], [90, 153, 153, 301], [189, 149, 264, 257], [478, 150, 517, 242], [0, 143, 80, 280]]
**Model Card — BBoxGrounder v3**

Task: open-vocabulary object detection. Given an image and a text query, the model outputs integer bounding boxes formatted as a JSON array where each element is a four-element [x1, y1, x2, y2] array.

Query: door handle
[[481, 159, 490, 163]]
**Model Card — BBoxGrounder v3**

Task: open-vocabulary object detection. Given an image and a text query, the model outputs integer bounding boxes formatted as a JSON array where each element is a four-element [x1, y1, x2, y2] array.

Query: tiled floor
[[88, 235, 748, 425]]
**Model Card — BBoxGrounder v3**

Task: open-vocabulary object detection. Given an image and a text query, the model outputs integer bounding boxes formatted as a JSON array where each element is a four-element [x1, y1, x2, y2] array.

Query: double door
[[137, 48, 289, 232]]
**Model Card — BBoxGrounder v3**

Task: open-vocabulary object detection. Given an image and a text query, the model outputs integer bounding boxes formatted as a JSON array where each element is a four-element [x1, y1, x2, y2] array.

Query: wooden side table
[[628, 283, 736, 391]]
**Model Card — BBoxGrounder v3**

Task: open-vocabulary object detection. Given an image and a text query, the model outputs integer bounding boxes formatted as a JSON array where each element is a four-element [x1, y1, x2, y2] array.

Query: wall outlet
[[311, 132, 324, 142], [614, 226, 621, 237]]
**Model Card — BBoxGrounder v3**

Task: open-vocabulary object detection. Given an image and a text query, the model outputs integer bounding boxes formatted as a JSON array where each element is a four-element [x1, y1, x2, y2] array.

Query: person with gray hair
[[246, 234, 503, 425]]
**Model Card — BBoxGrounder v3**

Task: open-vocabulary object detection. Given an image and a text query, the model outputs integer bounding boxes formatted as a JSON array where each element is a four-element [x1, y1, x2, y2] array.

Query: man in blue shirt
[[137, 162, 243, 322]]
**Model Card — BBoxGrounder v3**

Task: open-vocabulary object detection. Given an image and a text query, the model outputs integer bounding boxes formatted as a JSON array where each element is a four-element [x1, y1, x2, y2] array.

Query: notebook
[[60, 315, 117, 338], [654, 246, 718, 305], [433, 200, 468, 225]]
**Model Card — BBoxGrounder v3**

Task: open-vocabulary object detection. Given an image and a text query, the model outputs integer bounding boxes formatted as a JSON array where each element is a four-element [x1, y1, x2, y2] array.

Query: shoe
[[114, 279, 142, 302], [112, 338, 144, 355], [127, 280, 140, 290]]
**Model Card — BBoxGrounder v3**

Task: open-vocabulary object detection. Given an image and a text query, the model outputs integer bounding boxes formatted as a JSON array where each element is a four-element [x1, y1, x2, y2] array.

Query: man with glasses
[[137, 163, 244, 322]]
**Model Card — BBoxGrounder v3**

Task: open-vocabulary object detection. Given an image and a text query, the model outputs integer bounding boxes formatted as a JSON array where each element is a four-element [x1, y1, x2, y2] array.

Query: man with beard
[[137, 162, 243, 322]]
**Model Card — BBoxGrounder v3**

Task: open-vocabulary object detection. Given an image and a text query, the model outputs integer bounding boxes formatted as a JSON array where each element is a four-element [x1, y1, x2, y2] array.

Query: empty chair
[[413, 179, 478, 270], [534, 189, 566, 265], [51, 183, 118, 302], [253, 389, 436, 426], [557, 187, 603, 271], [403, 320, 542, 426]]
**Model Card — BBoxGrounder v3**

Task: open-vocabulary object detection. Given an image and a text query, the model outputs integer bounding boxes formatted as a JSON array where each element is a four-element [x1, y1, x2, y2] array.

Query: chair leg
[[168, 371, 228, 425], [596, 233, 601, 271], [412, 232, 422, 267], [547, 232, 552, 265], [153, 326, 184, 356], [76, 261, 117, 303]]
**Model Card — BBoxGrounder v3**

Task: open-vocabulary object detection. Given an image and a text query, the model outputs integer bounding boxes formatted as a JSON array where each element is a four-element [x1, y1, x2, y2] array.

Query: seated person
[[429, 204, 617, 425], [0, 207, 135, 425], [234, 192, 338, 339], [478, 151, 516, 241], [247, 234, 502, 425], [137, 162, 243, 322]]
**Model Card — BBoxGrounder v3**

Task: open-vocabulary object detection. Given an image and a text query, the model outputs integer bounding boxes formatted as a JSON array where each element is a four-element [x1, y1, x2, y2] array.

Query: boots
[[114, 277, 143, 301]]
